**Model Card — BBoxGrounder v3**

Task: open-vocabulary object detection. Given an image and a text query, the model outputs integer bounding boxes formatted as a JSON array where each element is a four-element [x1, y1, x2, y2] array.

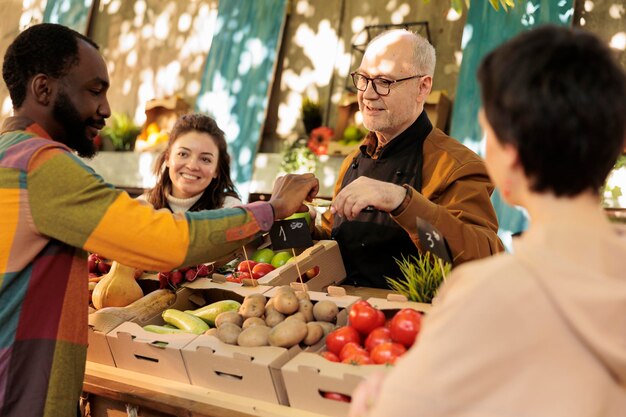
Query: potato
[[285, 312, 306, 322], [247, 293, 267, 302], [242, 317, 266, 330], [216, 322, 242, 345], [295, 291, 310, 301], [273, 291, 299, 315], [265, 310, 286, 327], [312, 300, 339, 322], [302, 322, 324, 346], [312, 321, 336, 336], [265, 297, 276, 314], [239, 294, 266, 319], [276, 285, 294, 294], [298, 299, 314, 322], [238, 325, 271, 347], [268, 319, 308, 348], [203, 328, 218, 336], [215, 311, 243, 328]]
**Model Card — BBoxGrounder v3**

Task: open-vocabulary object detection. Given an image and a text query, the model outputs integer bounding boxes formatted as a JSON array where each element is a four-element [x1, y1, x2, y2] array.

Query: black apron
[[332, 115, 431, 288]]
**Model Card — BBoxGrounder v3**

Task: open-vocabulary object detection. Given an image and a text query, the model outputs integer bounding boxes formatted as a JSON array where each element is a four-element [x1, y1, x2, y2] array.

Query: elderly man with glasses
[[318, 29, 503, 289]]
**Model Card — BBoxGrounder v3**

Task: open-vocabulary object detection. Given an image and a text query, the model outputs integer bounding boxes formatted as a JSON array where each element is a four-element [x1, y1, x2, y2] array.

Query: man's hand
[[331, 177, 406, 220], [269, 173, 319, 220]]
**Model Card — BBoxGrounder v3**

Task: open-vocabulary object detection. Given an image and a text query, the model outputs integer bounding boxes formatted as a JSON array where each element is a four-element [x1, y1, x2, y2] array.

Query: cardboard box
[[87, 326, 116, 367], [106, 284, 269, 383], [181, 286, 358, 405], [281, 352, 381, 417], [87, 279, 163, 367], [106, 322, 198, 384], [366, 295, 431, 315], [257, 240, 346, 291], [281, 294, 430, 417]]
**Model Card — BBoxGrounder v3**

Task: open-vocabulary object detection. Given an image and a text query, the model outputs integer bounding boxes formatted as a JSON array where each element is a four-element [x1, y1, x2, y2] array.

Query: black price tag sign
[[416, 217, 452, 264], [269, 218, 314, 250]]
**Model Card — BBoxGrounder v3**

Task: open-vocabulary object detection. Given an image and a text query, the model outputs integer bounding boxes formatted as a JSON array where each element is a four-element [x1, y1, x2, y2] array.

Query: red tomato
[[370, 342, 407, 365], [227, 271, 251, 283], [319, 351, 340, 362], [376, 309, 386, 325], [339, 342, 366, 362], [226, 276, 242, 283], [389, 308, 422, 348], [237, 260, 258, 273], [322, 392, 351, 402], [364, 327, 392, 352], [325, 326, 361, 356], [238, 271, 252, 280], [251, 263, 275, 279], [341, 350, 374, 365], [305, 266, 320, 279], [348, 300, 385, 335]]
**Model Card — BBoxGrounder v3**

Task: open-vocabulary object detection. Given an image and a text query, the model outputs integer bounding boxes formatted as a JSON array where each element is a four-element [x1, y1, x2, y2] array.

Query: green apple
[[251, 248, 275, 264], [285, 211, 311, 226], [271, 251, 293, 268]]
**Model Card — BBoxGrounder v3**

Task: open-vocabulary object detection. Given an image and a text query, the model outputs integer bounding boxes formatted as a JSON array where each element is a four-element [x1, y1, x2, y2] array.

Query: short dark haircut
[[2, 23, 99, 109], [478, 25, 626, 196], [147, 113, 240, 211]]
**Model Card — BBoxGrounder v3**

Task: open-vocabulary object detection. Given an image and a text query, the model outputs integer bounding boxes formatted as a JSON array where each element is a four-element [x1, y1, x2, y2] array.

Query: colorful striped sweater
[[0, 117, 273, 417]]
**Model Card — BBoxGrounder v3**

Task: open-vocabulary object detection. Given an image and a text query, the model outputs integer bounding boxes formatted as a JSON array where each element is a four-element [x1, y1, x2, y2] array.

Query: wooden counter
[[83, 362, 327, 417]]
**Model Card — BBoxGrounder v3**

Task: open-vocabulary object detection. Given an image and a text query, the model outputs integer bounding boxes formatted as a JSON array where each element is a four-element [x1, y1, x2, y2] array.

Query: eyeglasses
[[350, 72, 425, 96]]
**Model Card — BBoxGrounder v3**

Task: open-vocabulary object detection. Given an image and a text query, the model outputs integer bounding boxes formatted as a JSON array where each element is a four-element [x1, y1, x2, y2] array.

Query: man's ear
[[31, 74, 54, 106], [418, 75, 433, 101]]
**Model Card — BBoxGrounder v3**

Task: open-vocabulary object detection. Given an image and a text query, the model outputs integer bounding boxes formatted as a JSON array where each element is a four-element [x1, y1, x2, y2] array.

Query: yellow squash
[[92, 261, 144, 309]]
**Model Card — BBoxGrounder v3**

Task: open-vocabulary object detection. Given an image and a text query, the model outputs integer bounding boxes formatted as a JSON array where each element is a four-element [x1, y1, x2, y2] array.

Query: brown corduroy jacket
[[319, 127, 504, 266]]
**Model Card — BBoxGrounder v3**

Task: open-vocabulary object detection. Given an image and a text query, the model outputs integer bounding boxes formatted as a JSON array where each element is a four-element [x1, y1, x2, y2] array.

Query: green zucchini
[[143, 324, 189, 334], [162, 309, 209, 334], [186, 300, 241, 326]]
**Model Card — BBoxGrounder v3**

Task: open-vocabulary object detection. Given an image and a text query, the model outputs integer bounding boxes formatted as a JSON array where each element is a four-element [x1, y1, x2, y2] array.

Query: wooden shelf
[[83, 362, 327, 417]]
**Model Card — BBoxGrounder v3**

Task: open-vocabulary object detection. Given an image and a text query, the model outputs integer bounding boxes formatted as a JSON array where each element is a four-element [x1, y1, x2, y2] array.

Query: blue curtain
[[450, 0, 574, 248], [43, 0, 93, 34], [196, 0, 288, 201]]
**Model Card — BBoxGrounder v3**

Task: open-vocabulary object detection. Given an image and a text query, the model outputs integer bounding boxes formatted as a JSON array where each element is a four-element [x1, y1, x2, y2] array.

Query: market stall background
[[0, 0, 624, 243]]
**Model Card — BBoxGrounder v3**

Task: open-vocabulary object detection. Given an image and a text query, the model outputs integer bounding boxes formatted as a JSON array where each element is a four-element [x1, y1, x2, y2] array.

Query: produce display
[[218, 248, 324, 284], [143, 286, 341, 350], [219, 248, 296, 283], [320, 299, 422, 365]]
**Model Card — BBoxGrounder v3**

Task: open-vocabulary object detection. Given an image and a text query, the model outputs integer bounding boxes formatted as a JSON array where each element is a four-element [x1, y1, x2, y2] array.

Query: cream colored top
[[137, 192, 242, 213], [365, 212, 626, 417]]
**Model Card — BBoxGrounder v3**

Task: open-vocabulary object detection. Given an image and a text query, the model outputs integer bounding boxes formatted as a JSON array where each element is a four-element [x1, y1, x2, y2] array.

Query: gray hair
[[369, 29, 436, 76]]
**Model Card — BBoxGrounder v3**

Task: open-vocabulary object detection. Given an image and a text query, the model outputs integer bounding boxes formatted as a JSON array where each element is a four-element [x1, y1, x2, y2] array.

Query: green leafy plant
[[100, 112, 141, 151], [302, 97, 322, 135], [602, 154, 626, 208], [280, 137, 317, 174], [425, 0, 517, 14], [386, 253, 451, 304]]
